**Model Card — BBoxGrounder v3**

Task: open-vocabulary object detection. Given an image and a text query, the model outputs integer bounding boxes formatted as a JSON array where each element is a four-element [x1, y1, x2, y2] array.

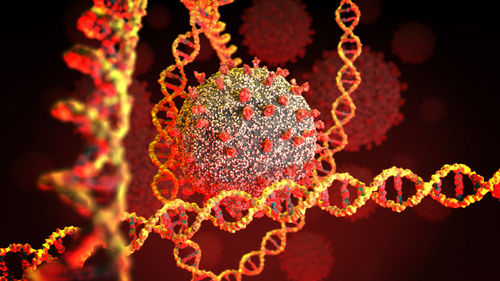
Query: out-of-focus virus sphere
[[145, 3, 172, 31], [413, 196, 452, 222], [133, 42, 155, 77], [194, 230, 223, 270], [304, 46, 406, 151], [279, 231, 334, 281], [419, 96, 446, 123], [239, 0, 314, 66], [177, 60, 320, 200], [357, 0, 382, 24], [336, 163, 378, 222], [391, 21, 436, 65]]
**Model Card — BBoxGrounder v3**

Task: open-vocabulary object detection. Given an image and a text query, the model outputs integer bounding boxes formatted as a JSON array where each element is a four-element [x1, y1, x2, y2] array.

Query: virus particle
[[194, 34, 216, 63], [357, 0, 382, 24], [304, 46, 406, 151], [177, 59, 319, 200], [413, 197, 453, 222], [145, 3, 172, 31], [391, 21, 436, 65], [63, 0, 99, 47], [133, 42, 155, 77], [336, 163, 378, 222], [419, 96, 446, 123], [123, 80, 163, 218], [10, 151, 54, 191], [194, 230, 223, 269], [239, 0, 314, 66], [279, 231, 334, 281]]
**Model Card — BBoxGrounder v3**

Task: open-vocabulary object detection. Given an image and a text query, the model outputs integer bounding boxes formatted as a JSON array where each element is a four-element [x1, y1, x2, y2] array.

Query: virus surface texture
[[304, 46, 406, 151], [279, 231, 334, 281], [239, 0, 314, 66], [391, 21, 436, 65], [177, 60, 318, 199]]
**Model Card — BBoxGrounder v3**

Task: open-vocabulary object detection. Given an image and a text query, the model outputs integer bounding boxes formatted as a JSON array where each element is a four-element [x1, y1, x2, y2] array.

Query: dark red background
[[1, 1, 499, 280]]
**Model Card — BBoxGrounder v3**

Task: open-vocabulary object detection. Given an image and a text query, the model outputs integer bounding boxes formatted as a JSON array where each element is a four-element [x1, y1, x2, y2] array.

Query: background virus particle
[[391, 21, 436, 65], [194, 34, 216, 63], [194, 230, 223, 270], [413, 197, 453, 222], [133, 42, 155, 77], [357, 0, 382, 24], [239, 0, 314, 66], [279, 231, 334, 281], [336, 163, 378, 222], [304, 46, 406, 151], [9, 151, 54, 191], [145, 3, 172, 31], [177, 60, 319, 199], [419, 96, 447, 123]]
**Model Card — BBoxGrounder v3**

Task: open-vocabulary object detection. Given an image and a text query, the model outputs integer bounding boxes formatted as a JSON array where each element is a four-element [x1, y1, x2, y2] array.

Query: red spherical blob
[[145, 3, 172, 31], [357, 0, 382, 24], [419, 96, 447, 123], [239, 0, 314, 66], [413, 197, 453, 222], [279, 231, 334, 281], [133, 42, 155, 77], [304, 46, 406, 151], [391, 21, 436, 65], [336, 163, 378, 222]]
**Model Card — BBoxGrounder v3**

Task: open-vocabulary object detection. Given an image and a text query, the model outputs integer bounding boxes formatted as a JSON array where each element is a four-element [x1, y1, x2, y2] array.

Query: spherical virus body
[[177, 59, 320, 200], [239, 0, 314, 66], [304, 46, 406, 151], [391, 21, 436, 65], [279, 231, 334, 281]]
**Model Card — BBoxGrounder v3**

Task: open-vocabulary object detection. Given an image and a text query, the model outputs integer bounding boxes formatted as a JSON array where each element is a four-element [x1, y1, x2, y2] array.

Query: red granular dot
[[263, 105, 275, 116], [195, 119, 209, 129], [304, 46, 406, 151], [215, 75, 225, 90], [194, 71, 206, 84], [279, 231, 334, 281], [226, 147, 237, 157], [262, 138, 273, 153], [419, 96, 447, 123], [391, 21, 436, 65], [281, 129, 292, 140], [296, 109, 308, 122], [239, 88, 251, 103], [243, 105, 254, 120], [357, 0, 382, 24], [293, 136, 305, 146], [145, 3, 171, 31], [278, 95, 289, 105], [240, 0, 314, 66], [219, 131, 231, 142], [413, 197, 453, 222]]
